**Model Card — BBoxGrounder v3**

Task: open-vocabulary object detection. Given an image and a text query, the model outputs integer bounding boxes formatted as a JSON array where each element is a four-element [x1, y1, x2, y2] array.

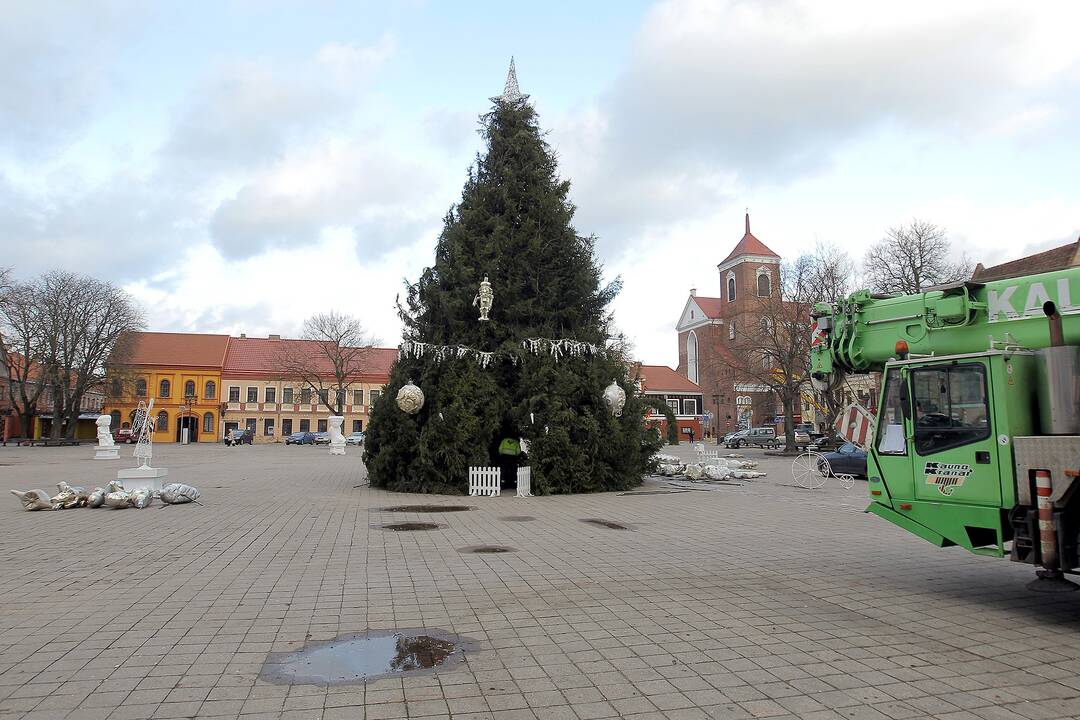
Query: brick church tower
[[675, 214, 781, 435]]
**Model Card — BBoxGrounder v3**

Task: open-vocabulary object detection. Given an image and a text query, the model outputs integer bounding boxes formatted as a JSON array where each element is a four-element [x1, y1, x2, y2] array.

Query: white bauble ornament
[[396, 381, 425, 414], [604, 380, 626, 417]]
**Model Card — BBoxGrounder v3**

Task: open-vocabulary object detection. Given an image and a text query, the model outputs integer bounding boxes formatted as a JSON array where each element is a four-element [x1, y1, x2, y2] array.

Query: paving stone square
[[1, 443, 1078, 719]]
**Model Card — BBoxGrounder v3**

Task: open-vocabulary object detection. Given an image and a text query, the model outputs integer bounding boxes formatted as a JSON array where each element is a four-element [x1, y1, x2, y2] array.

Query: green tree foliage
[[364, 93, 661, 494], [642, 397, 680, 445]]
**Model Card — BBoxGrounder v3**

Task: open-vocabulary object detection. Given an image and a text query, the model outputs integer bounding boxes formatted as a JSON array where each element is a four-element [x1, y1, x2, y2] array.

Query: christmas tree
[[363, 61, 661, 494]]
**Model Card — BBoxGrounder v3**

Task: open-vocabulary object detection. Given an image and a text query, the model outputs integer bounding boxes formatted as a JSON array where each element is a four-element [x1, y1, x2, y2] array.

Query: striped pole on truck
[[1035, 470, 1058, 570]]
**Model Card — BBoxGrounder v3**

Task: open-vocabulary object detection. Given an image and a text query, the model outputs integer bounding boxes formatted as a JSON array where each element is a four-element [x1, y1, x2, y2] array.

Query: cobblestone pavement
[[1, 442, 1078, 720]]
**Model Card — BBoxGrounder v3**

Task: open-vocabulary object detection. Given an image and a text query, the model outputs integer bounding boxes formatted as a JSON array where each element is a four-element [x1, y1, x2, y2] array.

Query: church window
[[757, 268, 771, 297], [727, 273, 736, 302], [686, 331, 699, 384]]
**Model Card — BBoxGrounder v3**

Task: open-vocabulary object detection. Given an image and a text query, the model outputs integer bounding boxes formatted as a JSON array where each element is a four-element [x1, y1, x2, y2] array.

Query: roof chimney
[[239, 333, 246, 339], [690, 287, 697, 297], [269, 334, 280, 340]]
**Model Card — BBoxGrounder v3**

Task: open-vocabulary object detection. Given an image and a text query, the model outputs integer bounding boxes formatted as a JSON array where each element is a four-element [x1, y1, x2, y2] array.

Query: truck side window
[[877, 368, 907, 455], [911, 364, 990, 455]]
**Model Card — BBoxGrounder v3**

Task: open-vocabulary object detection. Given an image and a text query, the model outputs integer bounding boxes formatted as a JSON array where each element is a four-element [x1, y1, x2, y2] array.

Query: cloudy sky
[[3, 0, 1078, 366]]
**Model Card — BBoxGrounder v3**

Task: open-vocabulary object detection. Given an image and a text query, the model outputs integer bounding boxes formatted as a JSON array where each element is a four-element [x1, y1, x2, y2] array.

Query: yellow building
[[103, 332, 229, 443]]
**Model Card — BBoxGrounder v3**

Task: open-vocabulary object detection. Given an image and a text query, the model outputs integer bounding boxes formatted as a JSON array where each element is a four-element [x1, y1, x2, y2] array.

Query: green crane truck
[[810, 266, 1080, 590]]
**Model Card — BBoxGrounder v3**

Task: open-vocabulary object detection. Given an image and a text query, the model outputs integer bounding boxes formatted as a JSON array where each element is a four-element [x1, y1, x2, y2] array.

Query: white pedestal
[[116, 466, 169, 493], [329, 443, 346, 456], [94, 446, 120, 460]]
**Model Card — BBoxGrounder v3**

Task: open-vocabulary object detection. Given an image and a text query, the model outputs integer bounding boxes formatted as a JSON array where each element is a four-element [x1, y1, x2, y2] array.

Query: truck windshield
[[911, 364, 990, 454], [877, 368, 907, 455]]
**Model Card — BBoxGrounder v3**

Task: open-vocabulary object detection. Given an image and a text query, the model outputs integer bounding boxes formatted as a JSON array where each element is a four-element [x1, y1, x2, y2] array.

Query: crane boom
[[810, 267, 1079, 387]]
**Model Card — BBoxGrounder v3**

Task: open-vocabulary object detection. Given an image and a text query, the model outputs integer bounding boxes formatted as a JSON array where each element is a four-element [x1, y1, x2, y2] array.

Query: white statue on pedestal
[[94, 414, 119, 460], [117, 399, 168, 490], [328, 416, 346, 455]]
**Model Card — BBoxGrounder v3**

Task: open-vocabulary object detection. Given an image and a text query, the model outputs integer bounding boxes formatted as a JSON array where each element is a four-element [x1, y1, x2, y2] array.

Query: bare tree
[[863, 219, 970, 295], [1, 280, 48, 438], [729, 256, 816, 453], [1, 272, 143, 439], [804, 242, 858, 434], [276, 311, 379, 416]]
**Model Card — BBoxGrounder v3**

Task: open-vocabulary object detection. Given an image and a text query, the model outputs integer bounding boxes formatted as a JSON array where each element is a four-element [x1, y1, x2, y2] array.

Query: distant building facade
[[675, 214, 783, 434], [635, 364, 705, 440], [104, 331, 395, 443]]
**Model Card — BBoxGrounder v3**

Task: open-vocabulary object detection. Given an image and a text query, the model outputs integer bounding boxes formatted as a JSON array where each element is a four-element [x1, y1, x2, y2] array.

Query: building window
[[300, 388, 311, 404], [299, 419, 310, 432], [727, 272, 736, 302], [353, 389, 363, 406], [686, 331, 699, 384], [202, 412, 213, 433], [370, 389, 382, 404], [667, 399, 680, 415], [246, 387, 257, 403], [319, 389, 329, 406], [245, 418, 256, 431], [729, 320, 736, 340], [110, 410, 121, 428], [228, 386, 240, 402], [204, 381, 216, 399], [263, 419, 274, 436], [683, 399, 698, 415], [318, 419, 328, 433], [265, 387, 276, 403], [110, 380, 122, 397], [757, 268, 771, 297], [184, 380, 196, 398], [159, 379, 170, 398], [282, 387, 293, 404], [282, 419, 293, 435], [156, 411, 169, 432], [352, 420, 362, 432]]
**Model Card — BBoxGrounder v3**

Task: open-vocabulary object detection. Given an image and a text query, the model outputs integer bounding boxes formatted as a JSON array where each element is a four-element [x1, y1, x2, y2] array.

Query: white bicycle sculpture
[[791, 451, 855, 490]]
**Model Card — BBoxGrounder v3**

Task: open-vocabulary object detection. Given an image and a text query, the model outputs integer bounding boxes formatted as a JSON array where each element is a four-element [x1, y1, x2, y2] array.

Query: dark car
[[285, 431, 316, 445], [225, 428, 254, 446], [819, 443, 868, 478], [112, 427, 136, 444], [725, 427, 778, 449]]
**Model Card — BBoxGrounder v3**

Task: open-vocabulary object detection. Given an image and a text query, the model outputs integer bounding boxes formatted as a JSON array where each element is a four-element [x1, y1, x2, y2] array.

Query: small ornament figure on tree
[[473, 276, 494, 321], [363, 59, 661, 495]]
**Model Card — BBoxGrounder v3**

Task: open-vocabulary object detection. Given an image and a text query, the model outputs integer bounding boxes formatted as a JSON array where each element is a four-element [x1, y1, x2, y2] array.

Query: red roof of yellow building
[[124, 332, 231, 368], [223, 336, 396, 381]]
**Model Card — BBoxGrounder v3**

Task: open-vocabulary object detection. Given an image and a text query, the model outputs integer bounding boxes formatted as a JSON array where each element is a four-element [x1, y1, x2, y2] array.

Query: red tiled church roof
[[125, 332, 231, 368], [719, 213, 780, 266], [971, 239, 1079, 282], [635, 364, 703, 394], [692, 297, 725, 319]]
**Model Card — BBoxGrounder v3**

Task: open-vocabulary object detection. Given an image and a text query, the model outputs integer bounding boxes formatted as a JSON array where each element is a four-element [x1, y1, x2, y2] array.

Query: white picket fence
[[516, 466, 533, 497], [469, 466, 501, 496]]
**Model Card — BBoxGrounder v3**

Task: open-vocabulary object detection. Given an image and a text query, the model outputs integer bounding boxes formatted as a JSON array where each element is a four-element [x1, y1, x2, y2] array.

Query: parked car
[[313, 432, 330, 445], [225, 428, 254, 446], [345, 431, 364, 446], [819, 443, 868, 478], [724, 427, 778, 449], [793, 429, 811, 446], [112, 427, 135, 444], [285, 431, 316, 445]]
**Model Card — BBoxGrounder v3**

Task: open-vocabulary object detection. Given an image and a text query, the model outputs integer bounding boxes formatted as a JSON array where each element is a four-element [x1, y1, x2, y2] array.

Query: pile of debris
[[11, 481, 201, 511], [652, 453, 767, 481]]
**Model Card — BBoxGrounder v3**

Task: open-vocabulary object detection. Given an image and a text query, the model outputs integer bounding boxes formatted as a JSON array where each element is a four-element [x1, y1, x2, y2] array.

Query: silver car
[[345, 431, 364, 446]]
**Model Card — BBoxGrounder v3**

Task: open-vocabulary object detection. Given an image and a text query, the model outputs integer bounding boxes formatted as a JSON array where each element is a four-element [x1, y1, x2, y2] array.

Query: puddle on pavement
[[581, 518, 632, 530], [500, 515, 536, 522], [378, 505, 473, 513], [376, 522, 442, 531], [260, 630, 467, 685], [458, 545, 516, 554]]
